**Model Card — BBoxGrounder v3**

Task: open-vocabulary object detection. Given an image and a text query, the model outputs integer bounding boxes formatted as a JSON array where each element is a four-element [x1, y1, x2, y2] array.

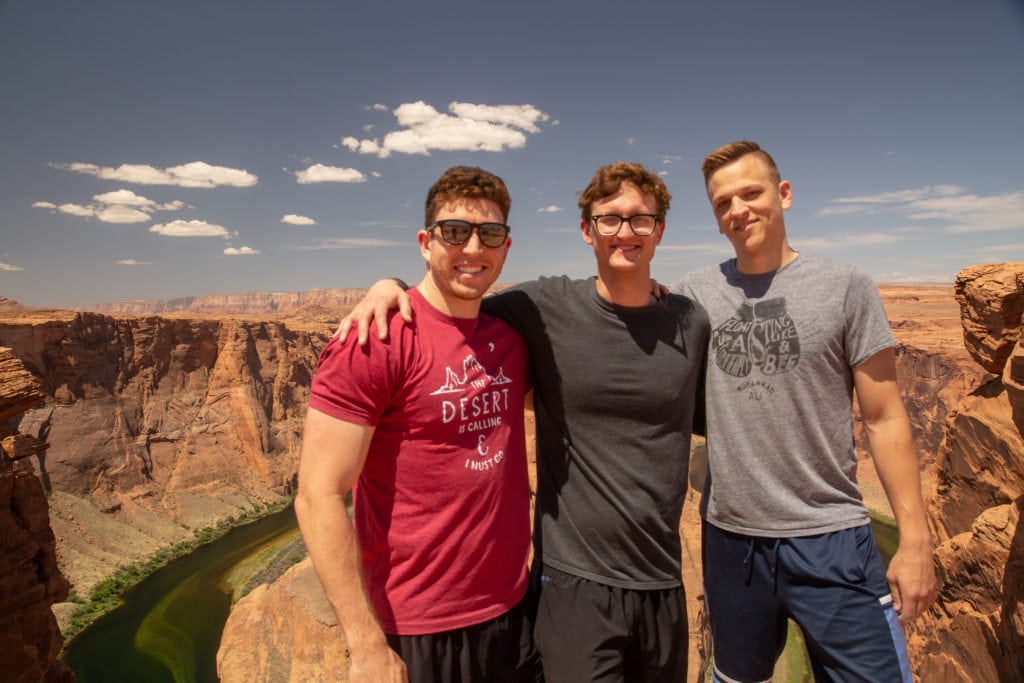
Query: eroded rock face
[[217, 559, 350, 682], [909, 263, 1024, 681], [0, 347, 73, 682], [0, 314, 328, 595]]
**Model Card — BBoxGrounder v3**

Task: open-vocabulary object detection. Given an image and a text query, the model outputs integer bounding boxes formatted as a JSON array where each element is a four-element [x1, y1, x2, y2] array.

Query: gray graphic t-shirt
[[673, 254, 896, 536]]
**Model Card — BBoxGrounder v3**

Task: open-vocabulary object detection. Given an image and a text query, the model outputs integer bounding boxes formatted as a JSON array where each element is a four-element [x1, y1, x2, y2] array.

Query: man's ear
[[417, 229, 432, 260], [580, 220, 595, 245], [779, 180, 793, 210]]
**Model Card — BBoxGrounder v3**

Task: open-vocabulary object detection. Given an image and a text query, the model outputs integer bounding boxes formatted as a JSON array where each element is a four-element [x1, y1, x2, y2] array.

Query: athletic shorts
[[385, 596, 541, 683], [703, 521, 911, 683], [533, 564, 687, 683]]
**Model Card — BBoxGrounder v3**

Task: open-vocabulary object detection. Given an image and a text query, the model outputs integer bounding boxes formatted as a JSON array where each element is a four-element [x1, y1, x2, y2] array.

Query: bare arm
[[294, 408, 407, 682], [335, 279, 413, 345], [854, 347, 937, 623]]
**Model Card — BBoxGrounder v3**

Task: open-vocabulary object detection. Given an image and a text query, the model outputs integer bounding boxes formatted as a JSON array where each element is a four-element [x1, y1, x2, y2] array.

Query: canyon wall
[[83, 287, 371, 317], [908, 262, 1024, 682], [0, 312, 328, 596], [0, 348, 73, 682]]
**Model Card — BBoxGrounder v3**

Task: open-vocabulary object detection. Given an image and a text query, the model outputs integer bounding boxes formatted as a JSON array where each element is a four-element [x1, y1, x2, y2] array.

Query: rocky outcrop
[[0, 313, 328, 596], [909, 263, 1024, 682], [0, 347, 73, 682], [217, 559, 350, 682]]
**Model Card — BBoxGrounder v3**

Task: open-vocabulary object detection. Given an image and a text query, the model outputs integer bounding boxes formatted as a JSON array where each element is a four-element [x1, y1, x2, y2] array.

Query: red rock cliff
[[908, 263, 1024, 682], [0, 312, 328, 596], [0, 347, 73, 682]]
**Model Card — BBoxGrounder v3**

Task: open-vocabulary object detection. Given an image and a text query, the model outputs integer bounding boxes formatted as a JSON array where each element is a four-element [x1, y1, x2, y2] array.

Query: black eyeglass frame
[[589, 213, 662, 237], [428, 220, 511, 248]]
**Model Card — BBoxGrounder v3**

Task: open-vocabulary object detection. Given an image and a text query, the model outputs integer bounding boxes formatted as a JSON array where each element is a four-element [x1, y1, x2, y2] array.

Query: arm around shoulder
[[335, 278, 414, 346]]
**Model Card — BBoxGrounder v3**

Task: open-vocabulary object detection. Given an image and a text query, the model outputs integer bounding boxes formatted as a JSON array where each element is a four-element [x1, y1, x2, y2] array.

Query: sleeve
[[309, 334, 398, 426], [844, 267, 897, 368]]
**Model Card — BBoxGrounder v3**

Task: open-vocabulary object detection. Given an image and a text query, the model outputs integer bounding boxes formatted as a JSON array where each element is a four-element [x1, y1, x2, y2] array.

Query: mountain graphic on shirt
[[430, 354, 512, 395]]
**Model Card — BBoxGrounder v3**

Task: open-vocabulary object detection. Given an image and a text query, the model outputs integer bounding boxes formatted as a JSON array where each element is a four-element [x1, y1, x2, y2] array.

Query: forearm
[[864, 416, 930, 545]]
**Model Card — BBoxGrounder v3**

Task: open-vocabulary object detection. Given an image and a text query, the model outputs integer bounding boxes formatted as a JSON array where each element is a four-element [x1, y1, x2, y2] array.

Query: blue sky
[[2, 0, 1022, 308]]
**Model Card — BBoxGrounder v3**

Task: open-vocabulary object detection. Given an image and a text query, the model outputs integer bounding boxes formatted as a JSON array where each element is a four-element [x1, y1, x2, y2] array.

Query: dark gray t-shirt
[[483, 276, 709, 589], [673, 254, 895, 537]]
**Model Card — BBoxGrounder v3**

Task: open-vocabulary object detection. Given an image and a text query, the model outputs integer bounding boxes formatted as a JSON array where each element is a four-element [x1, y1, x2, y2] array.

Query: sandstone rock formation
[[0, 312, 329, 597], [909, 263, 1024, 682], [218, 559, 350, 682], [0, 347, 73, 682]]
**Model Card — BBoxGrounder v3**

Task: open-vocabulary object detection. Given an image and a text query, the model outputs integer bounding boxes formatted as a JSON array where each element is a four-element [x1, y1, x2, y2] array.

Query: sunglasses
[[428, 220, 510, 248]]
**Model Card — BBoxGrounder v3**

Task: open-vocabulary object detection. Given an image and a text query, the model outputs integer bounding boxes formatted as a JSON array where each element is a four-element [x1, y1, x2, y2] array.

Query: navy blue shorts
[[703, 522, 911, 683], [386, 596, 541, 683], [533, 564, 687, 683]]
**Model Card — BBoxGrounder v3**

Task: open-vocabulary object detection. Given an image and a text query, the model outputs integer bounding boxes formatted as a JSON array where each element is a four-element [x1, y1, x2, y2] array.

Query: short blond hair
[[701, 141, 780, 186]]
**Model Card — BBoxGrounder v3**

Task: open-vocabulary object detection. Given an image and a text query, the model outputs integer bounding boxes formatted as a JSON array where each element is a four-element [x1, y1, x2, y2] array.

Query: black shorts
[[533, 564, 687, 683], [385, 597, 540, 683], [703, 521, 911, 683]]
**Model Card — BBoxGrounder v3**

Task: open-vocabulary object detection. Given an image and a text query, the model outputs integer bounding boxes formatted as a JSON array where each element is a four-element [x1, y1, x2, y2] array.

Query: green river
[[62, 505, 299, 682]]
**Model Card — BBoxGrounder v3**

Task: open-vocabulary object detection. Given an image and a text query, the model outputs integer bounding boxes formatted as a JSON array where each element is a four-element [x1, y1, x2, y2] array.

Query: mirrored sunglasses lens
[[440, 221, 472, 244], [478, 224, 507, 246]]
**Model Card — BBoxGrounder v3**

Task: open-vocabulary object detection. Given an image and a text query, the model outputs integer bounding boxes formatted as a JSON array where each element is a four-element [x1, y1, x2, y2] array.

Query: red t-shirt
[[309, 288, 531, 634]]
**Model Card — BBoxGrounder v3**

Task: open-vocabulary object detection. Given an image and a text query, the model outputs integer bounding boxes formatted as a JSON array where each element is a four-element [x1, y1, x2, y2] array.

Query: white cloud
[[37, 188, 184, 224], [0, 262, 25, 271], [343, 101, 550, 158], [295, 163, 367, 184], [281, 214, 317, 225], [95, 205, 152, 224], [795, 231, 905, 249], [537, 205, 562, 213], [93, 189, 158, 207], [820, 185, 1024, 234], [117, 259, 152, 266], [54, 161, 258, 188], [150, 220, 230, 237], [224, 246, 259, 255], [58, 203, 95, 217]]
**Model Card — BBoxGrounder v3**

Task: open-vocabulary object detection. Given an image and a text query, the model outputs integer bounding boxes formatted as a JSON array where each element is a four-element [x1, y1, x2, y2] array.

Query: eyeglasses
[[428, 220, 510, 248], [590, 214, 661, 236]]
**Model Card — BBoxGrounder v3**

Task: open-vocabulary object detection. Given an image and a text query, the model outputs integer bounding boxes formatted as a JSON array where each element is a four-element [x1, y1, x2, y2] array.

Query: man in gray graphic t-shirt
[[672, 140, 936, 683]]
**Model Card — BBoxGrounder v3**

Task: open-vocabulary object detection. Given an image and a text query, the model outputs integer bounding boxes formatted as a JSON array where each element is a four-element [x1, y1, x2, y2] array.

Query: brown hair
[[701, 141, 781, 186], [577, 162, 671, 221], [424, 166, 511, 226]]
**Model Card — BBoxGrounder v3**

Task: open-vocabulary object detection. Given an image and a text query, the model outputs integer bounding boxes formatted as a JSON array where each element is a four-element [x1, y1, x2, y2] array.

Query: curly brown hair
[[424, 166, 511, 226], [577, 162, 671, 221], [701, 141, 781, 186]]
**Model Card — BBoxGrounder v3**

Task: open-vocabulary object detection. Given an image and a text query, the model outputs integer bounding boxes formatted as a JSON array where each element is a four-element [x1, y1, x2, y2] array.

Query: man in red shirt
[[295, 166, 537, 682]]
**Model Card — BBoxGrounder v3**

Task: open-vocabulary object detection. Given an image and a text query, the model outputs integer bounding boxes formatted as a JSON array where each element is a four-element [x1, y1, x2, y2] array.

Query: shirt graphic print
[[431, 353, 514, 471], [712, 297, 801, 379]]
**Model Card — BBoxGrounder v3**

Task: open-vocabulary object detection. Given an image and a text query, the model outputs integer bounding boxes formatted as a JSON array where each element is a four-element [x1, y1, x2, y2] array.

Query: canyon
[[1, 267, 1021, 681]]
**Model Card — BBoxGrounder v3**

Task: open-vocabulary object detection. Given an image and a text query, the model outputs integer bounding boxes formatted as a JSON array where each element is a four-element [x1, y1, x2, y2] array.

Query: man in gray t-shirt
[[672, 141, 936, 683]]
